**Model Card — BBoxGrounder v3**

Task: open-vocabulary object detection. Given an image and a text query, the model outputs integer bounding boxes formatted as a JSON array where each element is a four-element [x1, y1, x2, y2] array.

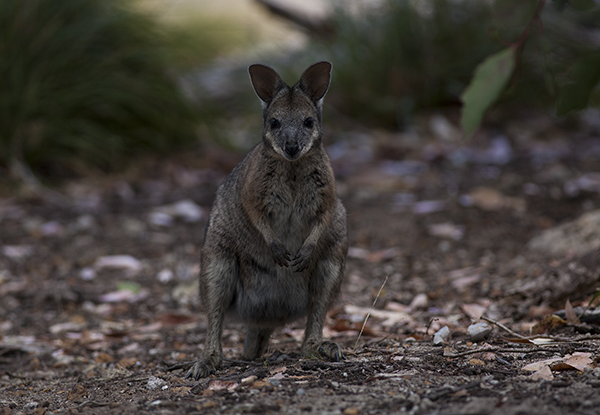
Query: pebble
[[467, 321, 492, 342], [433, 326, 450, 345]]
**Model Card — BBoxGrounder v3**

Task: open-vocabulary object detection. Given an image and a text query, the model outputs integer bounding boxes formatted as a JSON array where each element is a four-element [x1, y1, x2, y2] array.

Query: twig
[[481, 316, 529, 340], [354, 275, 389, 351], [446, 346, 560, 359]]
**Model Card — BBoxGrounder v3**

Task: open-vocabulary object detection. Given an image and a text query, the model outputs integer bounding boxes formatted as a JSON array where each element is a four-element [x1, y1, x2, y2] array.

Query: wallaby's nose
[[285, 143, 299, 157]]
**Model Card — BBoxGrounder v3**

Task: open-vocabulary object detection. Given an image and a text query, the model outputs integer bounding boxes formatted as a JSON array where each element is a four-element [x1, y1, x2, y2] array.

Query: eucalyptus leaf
[[460, 47, 516, 138]]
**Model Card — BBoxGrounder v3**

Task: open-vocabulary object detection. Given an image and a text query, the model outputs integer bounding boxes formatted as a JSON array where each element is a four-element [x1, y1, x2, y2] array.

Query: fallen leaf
[[552, 352, 593, 371], [461, 187, 526, 212], [564, 299, 580, 324], [530, 365, 554, 381], [343, 407, 360, 415], [427, 222, 465, 241], [172, 386, 192, 395], [461, 303, 487, 320], [522, 357, 564, 372], [208, 380, 238, 391], [117, 357, 139, 368], [94, 352, 115, 363], [531, 315, 566, 335], [347, 247, 402, 262], [241, 375, 257, 385], [67, 384, 87, 401], [270, 366, 287, 375], [94, 255, 142, 277], [251, 380, 272, 390], [468, 358, 485, 366], [344, 304, 411, 327]]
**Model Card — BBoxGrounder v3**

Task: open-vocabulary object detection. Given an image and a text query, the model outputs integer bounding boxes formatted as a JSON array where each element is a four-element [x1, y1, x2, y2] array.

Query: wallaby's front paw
[[270, 241, 291, 267], [185, 359, 216, 380], [304, 340, 345, 362], [291, 244, 315, 272]]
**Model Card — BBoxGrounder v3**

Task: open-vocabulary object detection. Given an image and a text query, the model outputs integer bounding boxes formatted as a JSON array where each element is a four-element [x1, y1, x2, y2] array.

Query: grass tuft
[[0, 0, 198, 179]]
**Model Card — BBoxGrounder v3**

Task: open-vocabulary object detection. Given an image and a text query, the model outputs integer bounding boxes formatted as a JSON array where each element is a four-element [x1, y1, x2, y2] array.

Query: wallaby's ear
[[298, 61, 332, 103], [248, 64, 285, 105]]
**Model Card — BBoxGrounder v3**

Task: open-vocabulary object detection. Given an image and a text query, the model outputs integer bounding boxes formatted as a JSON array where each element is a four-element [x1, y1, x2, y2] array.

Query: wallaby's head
[[248, 62, 332, 161]]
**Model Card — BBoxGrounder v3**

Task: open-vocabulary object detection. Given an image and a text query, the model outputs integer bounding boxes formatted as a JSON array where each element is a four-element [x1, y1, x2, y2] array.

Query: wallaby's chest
[[264, 165, 325, 216]]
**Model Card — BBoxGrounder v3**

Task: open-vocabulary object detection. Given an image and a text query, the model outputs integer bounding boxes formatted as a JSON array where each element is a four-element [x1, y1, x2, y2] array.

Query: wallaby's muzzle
[[285, 141, 300, 158]]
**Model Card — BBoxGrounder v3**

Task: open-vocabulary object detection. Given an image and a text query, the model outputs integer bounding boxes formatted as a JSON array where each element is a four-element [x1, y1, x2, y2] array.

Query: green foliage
[[315, 0, 502, 128], [461, 47, 517, 138], [0, 0, 198, 178], [461, 0, 600, 135], [556, 52, 600, 116]]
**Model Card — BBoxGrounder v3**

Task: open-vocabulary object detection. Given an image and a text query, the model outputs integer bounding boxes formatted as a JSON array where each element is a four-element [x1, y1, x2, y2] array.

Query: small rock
[[433, 326, 450, 345], [80, 267, 96, 281], [467, 322, 492, 342], [157, 269, 174, 284], [148, 211, 173, 227]]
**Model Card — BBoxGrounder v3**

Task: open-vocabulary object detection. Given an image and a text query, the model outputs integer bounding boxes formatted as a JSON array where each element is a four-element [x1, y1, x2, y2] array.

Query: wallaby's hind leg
[[301, 257, 345, 361], [243, 327, 274, 360], [186, 255, 236, 380]]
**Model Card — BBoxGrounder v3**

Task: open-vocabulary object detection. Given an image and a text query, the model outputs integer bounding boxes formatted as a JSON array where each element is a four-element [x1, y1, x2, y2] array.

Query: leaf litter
[[2, 112, 600, 414]]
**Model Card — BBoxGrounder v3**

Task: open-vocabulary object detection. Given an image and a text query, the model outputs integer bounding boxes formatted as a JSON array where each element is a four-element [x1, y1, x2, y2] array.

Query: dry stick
[[481, 316, 529, 340], [353, 274, 389, 352], [446, 346, 560, 359]]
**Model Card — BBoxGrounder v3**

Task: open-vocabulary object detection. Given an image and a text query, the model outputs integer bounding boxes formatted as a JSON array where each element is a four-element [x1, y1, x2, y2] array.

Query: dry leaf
[[67, 384, 87, 401], [552, 352, 593, 371], [564, 299, 580, 324], [172, 386, 192, 395], [94, 352, 116, 363], [530, 365, 554, 381], [241, 375, 257, 385], [462, 187, 526, 212], [521, 357, 564, 372], [531, 315, 566, 335], [461, 303, 487, 320], [208, 380, 238, 391]]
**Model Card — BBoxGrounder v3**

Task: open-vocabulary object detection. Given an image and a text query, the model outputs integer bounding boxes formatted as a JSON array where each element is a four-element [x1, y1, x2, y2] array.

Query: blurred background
[[1, 0, 599, 185]]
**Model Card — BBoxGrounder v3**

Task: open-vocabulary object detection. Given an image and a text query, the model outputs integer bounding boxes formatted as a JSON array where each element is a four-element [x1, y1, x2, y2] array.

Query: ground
[[2, 111, 600, 414]]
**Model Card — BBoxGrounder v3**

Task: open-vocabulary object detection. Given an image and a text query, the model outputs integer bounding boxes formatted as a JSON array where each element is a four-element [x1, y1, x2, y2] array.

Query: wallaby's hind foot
[[302, 339, 345, 362]]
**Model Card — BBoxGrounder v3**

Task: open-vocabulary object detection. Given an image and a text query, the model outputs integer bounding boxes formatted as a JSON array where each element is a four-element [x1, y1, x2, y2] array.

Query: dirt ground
[[2, 110, 600, 414]]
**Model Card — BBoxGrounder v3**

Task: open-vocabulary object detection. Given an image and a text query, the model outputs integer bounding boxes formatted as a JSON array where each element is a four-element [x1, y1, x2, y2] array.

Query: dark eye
[[304, 117, 314, 129], [269, 118, 280, 130]]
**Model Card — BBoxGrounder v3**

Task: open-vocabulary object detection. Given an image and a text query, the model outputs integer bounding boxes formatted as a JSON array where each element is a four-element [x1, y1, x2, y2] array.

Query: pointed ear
[[298, 61, 332, 102], [248, 64, 285, 105]]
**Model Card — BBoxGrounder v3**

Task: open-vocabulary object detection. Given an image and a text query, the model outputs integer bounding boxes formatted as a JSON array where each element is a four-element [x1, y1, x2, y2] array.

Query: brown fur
[[186, 62, 347, 379]]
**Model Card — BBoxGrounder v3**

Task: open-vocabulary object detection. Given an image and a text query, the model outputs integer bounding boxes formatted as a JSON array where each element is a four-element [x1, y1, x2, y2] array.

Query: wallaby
[[186, 61, 348, 380]]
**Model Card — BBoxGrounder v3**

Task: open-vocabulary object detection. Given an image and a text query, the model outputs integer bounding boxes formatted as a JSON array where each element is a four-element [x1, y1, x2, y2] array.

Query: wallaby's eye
[[304, 117, 314, 129], [268, 118, 280, 130]]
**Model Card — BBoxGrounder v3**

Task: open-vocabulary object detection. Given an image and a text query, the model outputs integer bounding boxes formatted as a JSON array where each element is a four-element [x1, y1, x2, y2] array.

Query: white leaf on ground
[[94, 255, 142, 276], [427, 222, 465, 241], [344, 304, 411, 327]]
